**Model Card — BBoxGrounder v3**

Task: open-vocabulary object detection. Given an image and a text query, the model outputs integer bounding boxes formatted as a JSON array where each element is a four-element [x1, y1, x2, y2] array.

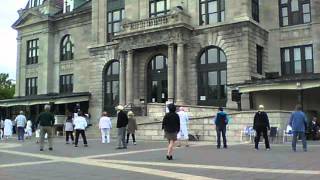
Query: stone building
[[0, 0, 319, 123]]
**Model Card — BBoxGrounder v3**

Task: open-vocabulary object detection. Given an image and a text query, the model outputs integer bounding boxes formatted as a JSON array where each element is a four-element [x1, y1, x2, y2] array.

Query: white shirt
[[15, 115, 27, 127], [177, 111, 189, 125], [26, 120, 32, 130], [73, 116, 87, 130], [99, 116, 112, 129]]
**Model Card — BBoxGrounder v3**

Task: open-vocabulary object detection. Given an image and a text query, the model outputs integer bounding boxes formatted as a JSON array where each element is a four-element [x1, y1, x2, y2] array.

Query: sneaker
[[266, 148, 270, 151], [133, 142, 137, 145], [254, 148, 259, 151], [48, 148, 53, 151], [166, 155, 170, 160], [169, 155, 173, 160], [40, 149, 44, 151], [74, 145, 78, 147]]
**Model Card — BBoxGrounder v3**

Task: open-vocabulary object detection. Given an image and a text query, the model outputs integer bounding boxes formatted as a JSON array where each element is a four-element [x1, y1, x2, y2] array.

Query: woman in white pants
[[25, 120, 33, 139], [99, 111, 112, 144]]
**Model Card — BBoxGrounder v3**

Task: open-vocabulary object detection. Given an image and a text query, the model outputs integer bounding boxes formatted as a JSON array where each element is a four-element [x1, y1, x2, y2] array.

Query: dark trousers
[[75, 129, 87, 145], [255, 128, 270, 149], [216, 126, 227, 148], [65, 131, 74, 142], [292, 131, 307, 151], [17, 127, 25, 140], [126, 133, 136, 143]]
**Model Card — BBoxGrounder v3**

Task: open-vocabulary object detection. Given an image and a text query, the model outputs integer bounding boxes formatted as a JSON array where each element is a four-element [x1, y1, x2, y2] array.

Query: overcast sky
[[0, 0, 28, 80]]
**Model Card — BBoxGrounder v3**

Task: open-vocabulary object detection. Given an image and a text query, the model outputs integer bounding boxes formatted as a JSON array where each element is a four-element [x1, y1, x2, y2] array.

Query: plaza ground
[[0, 137, 320, 180]]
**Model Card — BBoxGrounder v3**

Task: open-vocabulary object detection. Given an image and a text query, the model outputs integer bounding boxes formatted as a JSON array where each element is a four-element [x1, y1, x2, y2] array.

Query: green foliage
[[0, 73, 15, 100]]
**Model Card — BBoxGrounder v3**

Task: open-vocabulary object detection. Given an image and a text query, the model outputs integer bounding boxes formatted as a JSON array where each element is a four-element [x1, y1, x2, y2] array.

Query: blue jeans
[[292, 131, 307, 151]]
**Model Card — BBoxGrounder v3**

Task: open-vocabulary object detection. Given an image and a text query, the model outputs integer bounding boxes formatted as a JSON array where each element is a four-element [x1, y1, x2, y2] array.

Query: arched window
[[104, 60, 120, 116], [147, 55, 168, 103], [198, 46, 227, 106], [60, 35, 74, 61]]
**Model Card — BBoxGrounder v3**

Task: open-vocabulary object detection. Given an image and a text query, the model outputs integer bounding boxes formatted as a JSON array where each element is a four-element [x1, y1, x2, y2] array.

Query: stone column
[[167, 44, 175, 102], [126, 50, 134, 105], [15, 37, 22, 97], [176, 43, 185, 104], [119, 52, 126, 105]]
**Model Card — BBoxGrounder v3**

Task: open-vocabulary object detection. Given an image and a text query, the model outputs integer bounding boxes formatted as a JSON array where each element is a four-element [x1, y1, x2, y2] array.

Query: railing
[[117, 10, 191, 35]]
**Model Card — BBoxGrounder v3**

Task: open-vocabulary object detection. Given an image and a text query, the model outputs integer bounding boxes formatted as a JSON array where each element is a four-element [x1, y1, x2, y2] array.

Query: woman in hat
[[253, 105, 270, 150], [126, 111, 138, 145], [162, 103, 180, 160]]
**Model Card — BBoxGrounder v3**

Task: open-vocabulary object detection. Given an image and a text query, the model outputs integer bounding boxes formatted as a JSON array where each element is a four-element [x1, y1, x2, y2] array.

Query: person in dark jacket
[[214, 107, 229, 149], [36, 104, 55, 151], [162, 103, 180, 160], [116, 105, 128, 149], [253, 105, 270, 150]]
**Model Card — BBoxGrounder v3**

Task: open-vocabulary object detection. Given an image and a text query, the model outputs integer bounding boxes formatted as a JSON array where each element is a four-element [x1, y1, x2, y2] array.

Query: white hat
[[116, 105, 124, 110], [128, 111, 134, 116], [259, 105, 264, 110]]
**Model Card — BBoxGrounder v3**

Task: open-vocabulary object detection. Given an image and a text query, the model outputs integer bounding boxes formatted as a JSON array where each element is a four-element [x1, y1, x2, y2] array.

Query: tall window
[[26, 77, 37, 96], [104, 61, 120, 115], [281, 45, 313, 75], [149, 0, 170, 17], [60, 35, 74, 61], [107, 9, 125, 41], [60, 74, 73, 94], [26, 39, 39, 65], [252, 0, 259, 22], [29, 0, 43, 8], [279, 0, 311, 27], [199, 0, 225, 25], [198, 47, 227, 106], [256, 45, 263, 75]]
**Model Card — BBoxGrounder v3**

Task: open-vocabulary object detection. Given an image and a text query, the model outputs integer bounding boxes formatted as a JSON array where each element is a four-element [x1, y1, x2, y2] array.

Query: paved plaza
[[0, 137, 320, 180]]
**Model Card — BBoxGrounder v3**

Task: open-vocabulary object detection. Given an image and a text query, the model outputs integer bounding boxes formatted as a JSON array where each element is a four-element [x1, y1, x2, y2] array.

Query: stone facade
[[11, 0, 320, 126]]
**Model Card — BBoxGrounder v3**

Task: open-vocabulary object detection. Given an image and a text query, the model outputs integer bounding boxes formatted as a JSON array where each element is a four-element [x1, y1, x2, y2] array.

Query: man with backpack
[[214, 107, 229, 149]]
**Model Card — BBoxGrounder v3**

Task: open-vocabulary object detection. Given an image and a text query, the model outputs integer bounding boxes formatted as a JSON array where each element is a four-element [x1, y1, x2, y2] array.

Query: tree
[[0, 73, 15, 100]]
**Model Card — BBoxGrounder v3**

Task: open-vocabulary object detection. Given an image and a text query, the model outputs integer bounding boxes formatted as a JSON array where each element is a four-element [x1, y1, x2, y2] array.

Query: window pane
[[151, 3, 155, 13], [282, 7, 288, 16], [157, 1, 165, 12], [113, 11, 120, 21], [112, 62, 120, 75], [281, 0, 288, 4], [201, 3, 206, 14], [121, 9, 125, 19], [113, 22, 120, 33], [208, 71, 218, 86], [209, 13, 218, 24], [305, 46, 312, 59], [108, 12, 112, 22], [208, 1, 217, 13], [220, 70, 227, 85], [294, 48, 301, 61], [200, 53, 206, 64], [285, 62, 291, 75], [303, 14, 311, 23], [207, 48, 218, 63], [220, 51, 226, 62], [291, 0, 299, 12], [221, 11, 225, 21], [106, 82, 111, 93], [294, 61, 301, 73], [283, 17, 289, 26], [220, 85, 227, 99], [112, 81, 119, 101], [201, 15, 206, 24], [303, 4, 310, 13], [284, 49, 290, 62], [156, 56, 164, 69], [306, 60, 313, 73], [108, 24, 112, 33]]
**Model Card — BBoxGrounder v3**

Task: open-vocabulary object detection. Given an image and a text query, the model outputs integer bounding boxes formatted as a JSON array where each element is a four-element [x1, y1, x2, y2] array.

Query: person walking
[[214, 107, 229, 149], [36, 104, 55, 151], [253, 105, 271, 150], [4, 117, 13, 140], [15, 111, 27, 141], [289, 104, 308, 152], [177, 107, 189, 147], [99, 111, 112, 144], [25, 119, 33, 139], [74, 111, 88, 147], [162, 103, 180, 160], [126, 111, 138, 145], [0, 119, 4, 140], [65, 114, 74, 144], [116, 105, 128, 149]]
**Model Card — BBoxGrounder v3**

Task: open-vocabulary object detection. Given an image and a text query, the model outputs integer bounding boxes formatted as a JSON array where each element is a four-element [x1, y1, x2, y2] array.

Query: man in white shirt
[[15, 111, 27, 141], [73, 111, 88, 147], [99, 111, 112, 144]]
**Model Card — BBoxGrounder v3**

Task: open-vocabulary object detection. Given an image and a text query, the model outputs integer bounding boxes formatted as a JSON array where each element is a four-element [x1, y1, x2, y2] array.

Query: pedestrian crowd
[[0, 102, 316, 159]]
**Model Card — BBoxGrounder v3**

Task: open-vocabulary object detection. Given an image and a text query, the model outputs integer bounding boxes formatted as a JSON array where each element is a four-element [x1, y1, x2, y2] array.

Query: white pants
[[26, 128, 32, 137], [177, 125, 189, 140], [101, 128, 111, 143]]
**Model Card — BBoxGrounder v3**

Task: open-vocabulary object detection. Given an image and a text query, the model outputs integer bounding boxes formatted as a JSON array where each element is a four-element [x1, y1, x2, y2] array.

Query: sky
[[0, 0, 28, 81]]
